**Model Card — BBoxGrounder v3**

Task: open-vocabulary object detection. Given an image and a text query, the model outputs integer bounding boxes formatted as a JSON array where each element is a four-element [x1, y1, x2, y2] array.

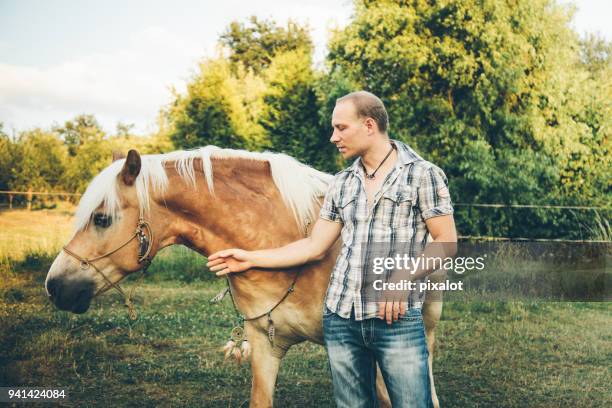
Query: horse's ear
[[112, 150, 126, 162], [120, 149, 141, 186]]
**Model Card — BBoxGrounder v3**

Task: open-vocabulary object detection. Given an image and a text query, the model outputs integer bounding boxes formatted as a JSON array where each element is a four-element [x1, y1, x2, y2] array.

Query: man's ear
[[112, 150, 126, 162], [365, 117, 376, 134], [120, 149, 141, 186]]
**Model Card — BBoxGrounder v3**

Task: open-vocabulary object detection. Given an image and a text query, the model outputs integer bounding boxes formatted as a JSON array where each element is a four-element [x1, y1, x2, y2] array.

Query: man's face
[[330, 101, 370, 159]]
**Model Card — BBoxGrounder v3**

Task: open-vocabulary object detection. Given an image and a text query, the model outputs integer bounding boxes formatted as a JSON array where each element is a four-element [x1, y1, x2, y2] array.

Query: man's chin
[[340, 150, 356, 160]]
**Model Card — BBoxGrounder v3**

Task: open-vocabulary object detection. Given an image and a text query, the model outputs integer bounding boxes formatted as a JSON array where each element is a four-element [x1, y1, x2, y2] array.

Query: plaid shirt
[[319, 140, 454, 320]]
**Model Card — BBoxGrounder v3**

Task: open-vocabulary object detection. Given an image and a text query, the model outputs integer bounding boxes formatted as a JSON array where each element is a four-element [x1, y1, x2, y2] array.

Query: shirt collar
[[348, 139, 422, 174]]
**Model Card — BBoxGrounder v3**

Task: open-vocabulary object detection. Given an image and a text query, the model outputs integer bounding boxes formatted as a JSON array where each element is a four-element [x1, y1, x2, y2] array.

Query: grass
[[1, 208, 610, 407], [0, 204, 75, 263]]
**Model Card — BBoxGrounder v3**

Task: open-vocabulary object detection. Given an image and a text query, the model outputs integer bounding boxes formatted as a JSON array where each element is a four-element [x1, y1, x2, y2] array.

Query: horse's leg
[[375, 363, 391, 408], [248, 328, 286, 408], [423, 300, 443, 408]]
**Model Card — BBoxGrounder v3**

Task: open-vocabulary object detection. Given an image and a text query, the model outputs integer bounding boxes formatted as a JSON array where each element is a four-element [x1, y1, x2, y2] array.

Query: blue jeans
[[323, 307, 433, 408]]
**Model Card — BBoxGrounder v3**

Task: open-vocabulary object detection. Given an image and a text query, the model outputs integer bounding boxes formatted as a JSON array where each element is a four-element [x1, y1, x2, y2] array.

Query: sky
[[0, 0, 609, 135]]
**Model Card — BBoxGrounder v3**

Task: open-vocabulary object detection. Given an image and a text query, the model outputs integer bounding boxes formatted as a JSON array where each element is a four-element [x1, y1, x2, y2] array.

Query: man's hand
[[205, 219, 341, 277], [207, 249, 253, 276], [377, 300, 407, 325]]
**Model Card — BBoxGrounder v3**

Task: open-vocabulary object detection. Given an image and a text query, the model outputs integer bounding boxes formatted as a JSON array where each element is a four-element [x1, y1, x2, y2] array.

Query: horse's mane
[[74, 146, 334, 234]]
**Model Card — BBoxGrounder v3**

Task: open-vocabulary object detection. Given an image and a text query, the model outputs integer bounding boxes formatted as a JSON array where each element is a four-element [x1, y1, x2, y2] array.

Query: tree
[[259, 49, 338, 172], [169, 17, 341, 171], [220, 16, 313, 74], [169, 17, 318, 152], [579, 33, 612, 76], [574, 33, 612, 205], [327, 0, 611, 238], [168, 58, 267, 150], [55, 114, 105, 156], [55, 115, 111, 193], [9, 129, 67, 193], [0, 123, 15, 192], [115, 122, 135, 139]]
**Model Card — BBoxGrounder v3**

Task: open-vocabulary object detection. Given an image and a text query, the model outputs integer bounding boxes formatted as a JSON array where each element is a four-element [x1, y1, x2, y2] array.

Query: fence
[[0, 190, 82, 210], [0, 191, 610, 242]]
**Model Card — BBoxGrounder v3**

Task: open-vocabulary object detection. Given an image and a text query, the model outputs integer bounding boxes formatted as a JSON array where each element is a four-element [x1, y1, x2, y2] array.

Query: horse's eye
[[93, 213, 112, 228]]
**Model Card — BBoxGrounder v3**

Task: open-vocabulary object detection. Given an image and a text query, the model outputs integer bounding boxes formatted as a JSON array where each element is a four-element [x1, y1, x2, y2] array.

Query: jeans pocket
[[322, 306, 335, 319]]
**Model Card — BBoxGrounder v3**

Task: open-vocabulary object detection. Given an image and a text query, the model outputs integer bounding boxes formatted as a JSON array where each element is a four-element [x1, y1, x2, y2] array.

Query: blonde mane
[[74, 146, 333, 234]]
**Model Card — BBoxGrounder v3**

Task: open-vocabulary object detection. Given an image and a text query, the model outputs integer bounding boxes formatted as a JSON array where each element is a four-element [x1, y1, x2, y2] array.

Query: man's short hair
[[336, 91, 389, 133]]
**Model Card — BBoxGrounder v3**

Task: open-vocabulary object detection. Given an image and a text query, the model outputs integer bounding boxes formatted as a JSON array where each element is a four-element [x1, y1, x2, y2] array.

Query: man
[[207, 91, 456, 407]]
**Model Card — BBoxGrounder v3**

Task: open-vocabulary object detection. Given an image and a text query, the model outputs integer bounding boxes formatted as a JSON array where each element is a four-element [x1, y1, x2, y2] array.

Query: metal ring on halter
[[136, 219, 154, 264]]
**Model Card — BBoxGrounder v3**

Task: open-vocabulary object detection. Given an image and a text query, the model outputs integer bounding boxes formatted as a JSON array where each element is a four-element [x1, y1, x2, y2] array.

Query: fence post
[[26, 187, 33, 211], [8, 193, 13, 209]]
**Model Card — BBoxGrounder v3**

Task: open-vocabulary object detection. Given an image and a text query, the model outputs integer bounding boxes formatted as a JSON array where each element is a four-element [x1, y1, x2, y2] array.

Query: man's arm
[[378, 216, 457, 324], [410, 214, 458, 280], [207, 218, 342, 276]]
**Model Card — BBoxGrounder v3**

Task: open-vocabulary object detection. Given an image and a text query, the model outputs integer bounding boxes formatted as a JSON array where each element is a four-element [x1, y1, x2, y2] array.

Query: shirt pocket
[[381, 186, 416, 229], [338, 194, 357, 222]]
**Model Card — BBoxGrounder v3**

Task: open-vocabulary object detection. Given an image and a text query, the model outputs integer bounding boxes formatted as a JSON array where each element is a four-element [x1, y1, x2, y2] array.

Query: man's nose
[[330, 131, 340, 143]]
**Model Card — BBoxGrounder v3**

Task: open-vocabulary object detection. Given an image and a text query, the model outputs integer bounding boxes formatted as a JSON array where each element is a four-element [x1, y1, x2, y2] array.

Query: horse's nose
[[46, 277, 61, 299]]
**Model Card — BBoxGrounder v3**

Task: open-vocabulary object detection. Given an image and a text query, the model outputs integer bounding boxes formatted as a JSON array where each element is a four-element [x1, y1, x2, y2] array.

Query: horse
[[45, 146, 443, 407]]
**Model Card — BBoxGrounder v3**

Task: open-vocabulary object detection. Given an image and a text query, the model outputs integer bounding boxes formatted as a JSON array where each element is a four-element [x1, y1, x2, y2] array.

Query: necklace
[[362, 144, 395, 179]]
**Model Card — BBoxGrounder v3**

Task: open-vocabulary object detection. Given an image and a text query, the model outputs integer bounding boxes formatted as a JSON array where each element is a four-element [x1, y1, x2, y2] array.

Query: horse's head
[[45, 149, 153, 314]]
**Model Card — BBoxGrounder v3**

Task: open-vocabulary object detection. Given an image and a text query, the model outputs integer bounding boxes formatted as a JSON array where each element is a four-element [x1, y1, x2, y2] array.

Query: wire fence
[[457, 235, 610, 243], [1, 191, 610, 242], [0, 190, 82, 210], [0, 190, 82, 196], [454, 203, 611, 211], [1, 190, 609, 209]]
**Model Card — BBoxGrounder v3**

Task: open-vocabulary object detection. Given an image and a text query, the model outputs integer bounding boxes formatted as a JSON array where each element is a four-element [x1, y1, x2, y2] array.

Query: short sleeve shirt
[[319, 139, 454, 320]]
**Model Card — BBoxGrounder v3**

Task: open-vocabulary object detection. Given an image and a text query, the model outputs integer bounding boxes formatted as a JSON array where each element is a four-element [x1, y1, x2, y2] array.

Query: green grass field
[[0, 208, 610, 407]]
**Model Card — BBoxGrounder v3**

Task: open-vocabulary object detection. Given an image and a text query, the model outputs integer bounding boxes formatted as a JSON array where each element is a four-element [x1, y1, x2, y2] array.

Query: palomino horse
[[45, 147, 443, 407]]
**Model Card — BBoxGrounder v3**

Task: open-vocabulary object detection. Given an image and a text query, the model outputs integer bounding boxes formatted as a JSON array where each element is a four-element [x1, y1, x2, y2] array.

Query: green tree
[[108, 120, 174, 155], [259, 49, 338, 172], [0, 123, 16, 192], [579, 33, 612, 76], [55, 114, 105, 156], [328, 0, 611, 238], [169, 17, 317, 152], [115, 122, 135, 139], [10, 129, 67, 192], [220, 16, 313, 74], [55, 115, 112, 193], [573, 33, 611, 206], [170, 17, 341, 171], [168, 58, 267, 150]]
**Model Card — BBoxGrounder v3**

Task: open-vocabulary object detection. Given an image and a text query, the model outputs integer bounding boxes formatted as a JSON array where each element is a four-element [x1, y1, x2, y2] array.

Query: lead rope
[[219, 217, 311, 361]]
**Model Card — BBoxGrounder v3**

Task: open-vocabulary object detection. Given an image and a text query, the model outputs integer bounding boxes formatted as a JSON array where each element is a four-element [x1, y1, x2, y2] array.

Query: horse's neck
[[153, 159, 307, 313], [157, 158, 303, 256]]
